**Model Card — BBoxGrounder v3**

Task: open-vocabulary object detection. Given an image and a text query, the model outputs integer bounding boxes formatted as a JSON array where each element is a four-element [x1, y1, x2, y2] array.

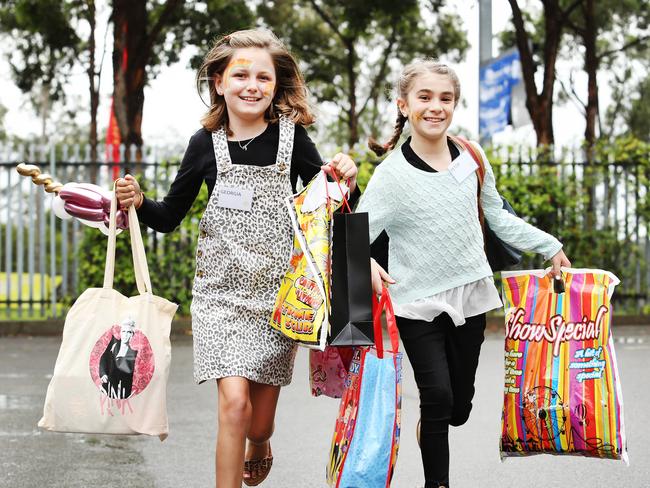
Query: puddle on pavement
[[0, 430, 41, 436], [0, 394, 34, 410]]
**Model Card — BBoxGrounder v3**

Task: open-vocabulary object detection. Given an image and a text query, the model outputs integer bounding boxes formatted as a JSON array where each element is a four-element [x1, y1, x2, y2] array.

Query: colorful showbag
[[327, 289, 402, 487], [309, 346, 354, 398], [499, 268, 628, 463], [38, 193, 178, 439], [271, 171, 347, 350]]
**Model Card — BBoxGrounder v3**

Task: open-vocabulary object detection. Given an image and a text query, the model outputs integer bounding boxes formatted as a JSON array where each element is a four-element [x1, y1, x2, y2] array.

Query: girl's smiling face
[[215, 47, 276, 125], [398, 72, 456, 142]]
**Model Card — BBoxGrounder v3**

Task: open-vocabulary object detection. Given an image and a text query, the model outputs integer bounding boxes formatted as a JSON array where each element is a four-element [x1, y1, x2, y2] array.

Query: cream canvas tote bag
[[38, 192, 178, 439]]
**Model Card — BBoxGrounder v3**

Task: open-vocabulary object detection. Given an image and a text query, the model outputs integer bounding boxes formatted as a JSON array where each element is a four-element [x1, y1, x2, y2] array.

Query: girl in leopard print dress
[[116, 29, 358, 488]]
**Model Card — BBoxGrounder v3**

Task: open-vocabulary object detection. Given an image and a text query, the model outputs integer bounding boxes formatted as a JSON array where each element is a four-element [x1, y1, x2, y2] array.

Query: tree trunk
[[346, 44, 358, 149], [111, 0, 184, 164], [507, 0, 572, 149], [582, 0, 599, 163], [40, 82, 49, 140], [579, 0, 598, 229], [112, 0, 147, 161], [86, 0, 99, 174]]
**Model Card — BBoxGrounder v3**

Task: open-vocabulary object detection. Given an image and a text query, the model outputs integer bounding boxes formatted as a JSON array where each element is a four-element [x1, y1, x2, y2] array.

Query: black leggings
[[396, 312, 486, 488]]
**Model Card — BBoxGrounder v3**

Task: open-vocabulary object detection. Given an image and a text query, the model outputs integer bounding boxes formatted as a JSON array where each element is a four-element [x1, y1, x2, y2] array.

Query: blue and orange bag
[[326, 288, 402, 487]]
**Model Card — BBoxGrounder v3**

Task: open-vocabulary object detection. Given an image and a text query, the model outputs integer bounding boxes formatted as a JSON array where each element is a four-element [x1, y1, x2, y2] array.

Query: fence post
[[5, 162, 12, 317], [49, 143, 57, 317]]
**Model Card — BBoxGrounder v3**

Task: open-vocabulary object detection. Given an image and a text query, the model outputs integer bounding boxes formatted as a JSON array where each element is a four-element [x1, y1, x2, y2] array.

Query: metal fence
[[489, 146, 650, 313], [0, 142, 185, 320], [1, 142, 649, 319]]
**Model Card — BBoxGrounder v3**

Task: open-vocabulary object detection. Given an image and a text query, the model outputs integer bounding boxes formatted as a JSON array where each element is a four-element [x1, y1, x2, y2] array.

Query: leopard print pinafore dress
[[190, 116, 297, 385]]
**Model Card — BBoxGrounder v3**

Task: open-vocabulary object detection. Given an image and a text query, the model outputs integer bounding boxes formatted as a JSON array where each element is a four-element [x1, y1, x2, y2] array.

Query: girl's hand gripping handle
[[323, 153, 358, 192], [372, 287, 400, 358], [370, 258, 395, 296], [115, 174, 144, 210]]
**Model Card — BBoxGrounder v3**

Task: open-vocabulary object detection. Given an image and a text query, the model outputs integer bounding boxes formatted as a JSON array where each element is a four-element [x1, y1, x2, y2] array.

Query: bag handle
[[103, 184, 152, 294], [448, 134, 489, 235], [322, 166, 352, 214], [372, 287, 399, 358]]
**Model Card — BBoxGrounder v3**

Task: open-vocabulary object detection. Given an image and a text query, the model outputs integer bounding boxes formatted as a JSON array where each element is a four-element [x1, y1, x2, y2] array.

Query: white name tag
[[216, 186, 254, 211], [448, 151, 479, 183]]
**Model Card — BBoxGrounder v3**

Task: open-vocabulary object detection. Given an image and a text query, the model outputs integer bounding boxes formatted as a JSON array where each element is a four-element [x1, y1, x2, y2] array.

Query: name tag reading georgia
[[216, 186, 254, 211]]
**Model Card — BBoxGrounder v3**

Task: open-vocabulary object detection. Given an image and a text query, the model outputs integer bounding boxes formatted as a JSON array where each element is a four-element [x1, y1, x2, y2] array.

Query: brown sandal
[[243, 445, 273, 487]]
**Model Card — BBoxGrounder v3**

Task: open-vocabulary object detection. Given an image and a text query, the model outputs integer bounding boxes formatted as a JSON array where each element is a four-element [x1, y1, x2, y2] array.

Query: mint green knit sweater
[[356, 142, 563, 305]]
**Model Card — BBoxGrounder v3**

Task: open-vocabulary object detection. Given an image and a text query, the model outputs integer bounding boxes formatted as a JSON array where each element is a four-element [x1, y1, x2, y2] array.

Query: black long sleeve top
[[138, 123, 356, 233]]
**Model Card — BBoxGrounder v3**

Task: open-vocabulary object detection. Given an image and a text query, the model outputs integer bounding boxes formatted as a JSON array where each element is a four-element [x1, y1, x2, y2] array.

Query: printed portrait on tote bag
[[88, 317, 155, 399]]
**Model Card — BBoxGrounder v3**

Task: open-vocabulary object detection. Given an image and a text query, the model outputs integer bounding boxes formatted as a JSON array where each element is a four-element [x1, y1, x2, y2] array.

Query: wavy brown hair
[[368, 60, 461, 156], [197, 29, 316, 134]]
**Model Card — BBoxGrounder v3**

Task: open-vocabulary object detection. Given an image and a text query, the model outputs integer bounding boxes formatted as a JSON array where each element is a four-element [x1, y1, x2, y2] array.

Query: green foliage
[[0, 0, 81, 109], [153, 183, 209, 314], [606, 74, 650, 143], [350, 147, 384, 191], [498, 1, 650, 146], [352, 137, 650, 308], [78, 217, 141, 298], [624, 77, 650, 143], [0, 103, 6, 141], [155, 0, 255, 71], [259, 0, 469, 147]]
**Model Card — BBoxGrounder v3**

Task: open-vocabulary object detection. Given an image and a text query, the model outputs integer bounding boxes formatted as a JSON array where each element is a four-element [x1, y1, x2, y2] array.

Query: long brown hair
[[368, 60, 461, 156], [196, 29, 316, 134]]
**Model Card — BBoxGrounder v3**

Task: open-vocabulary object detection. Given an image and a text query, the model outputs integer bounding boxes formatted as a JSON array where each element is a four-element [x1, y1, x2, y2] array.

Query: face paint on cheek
[[413, 111, 424, 121], [260, 81, 275, 99], [223, 58, 253, 88]]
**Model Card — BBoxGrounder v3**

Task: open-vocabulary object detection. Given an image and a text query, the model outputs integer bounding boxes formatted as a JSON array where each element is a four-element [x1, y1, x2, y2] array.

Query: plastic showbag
[[309, 346, 354, 398], [270, 171, 347, 350], [500, 268, 628, 464], [327, 289, 402, 487]]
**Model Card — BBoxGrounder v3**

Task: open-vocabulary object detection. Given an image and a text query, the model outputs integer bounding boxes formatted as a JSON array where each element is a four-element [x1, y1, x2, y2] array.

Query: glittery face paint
[[259, 80, 275, 99], [402, 73, 456, 142], [217, 48, 277, 125], [221, 56, 275, 100], [223, 58, 254, 89]]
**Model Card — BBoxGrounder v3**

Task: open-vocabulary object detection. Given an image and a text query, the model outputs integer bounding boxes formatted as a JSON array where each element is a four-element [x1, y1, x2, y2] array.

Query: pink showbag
[[38, 192, 178, 439], [309, 346, 354, 398]]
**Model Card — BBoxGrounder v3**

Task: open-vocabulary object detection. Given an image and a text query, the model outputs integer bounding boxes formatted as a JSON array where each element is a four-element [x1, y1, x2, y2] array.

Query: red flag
[[106, 98, 121, 179], [106, 27, 128, 180]]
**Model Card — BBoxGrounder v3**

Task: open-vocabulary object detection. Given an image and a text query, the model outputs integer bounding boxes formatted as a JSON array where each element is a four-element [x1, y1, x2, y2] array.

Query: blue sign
[[479, 50, 523, 138]]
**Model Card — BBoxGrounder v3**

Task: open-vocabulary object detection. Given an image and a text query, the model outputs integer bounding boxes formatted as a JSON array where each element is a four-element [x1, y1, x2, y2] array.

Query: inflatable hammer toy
[[15, 163, 128, 235]]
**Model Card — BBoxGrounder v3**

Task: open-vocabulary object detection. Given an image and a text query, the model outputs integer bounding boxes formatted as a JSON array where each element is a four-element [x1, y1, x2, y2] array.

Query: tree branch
[[565, 18, 586, 37], [560, 0, 582, 20], [598, 35, 650, 62], [139, 0, 185, 66], [358, 24, 396, 118], [602, 71, 627, 140], [507, 0, 539, 105], [557, 69, 586, 115], [307, 0, 350, 48]]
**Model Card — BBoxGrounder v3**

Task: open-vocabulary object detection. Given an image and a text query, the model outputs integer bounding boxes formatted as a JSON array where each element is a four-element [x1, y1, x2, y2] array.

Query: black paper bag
[[328, 211, 374, 346]]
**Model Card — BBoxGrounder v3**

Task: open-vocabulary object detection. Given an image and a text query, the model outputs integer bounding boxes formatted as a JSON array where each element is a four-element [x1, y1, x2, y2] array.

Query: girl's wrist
[[135, 192, 144, 209]]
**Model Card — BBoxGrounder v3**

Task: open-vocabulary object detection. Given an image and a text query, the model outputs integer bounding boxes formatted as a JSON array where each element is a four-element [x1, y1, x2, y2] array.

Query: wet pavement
[[1, 327, 649, 487]]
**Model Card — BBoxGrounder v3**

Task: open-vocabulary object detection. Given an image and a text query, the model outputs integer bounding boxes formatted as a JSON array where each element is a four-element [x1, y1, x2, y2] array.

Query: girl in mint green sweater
[[356, 60, 570, 488]]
